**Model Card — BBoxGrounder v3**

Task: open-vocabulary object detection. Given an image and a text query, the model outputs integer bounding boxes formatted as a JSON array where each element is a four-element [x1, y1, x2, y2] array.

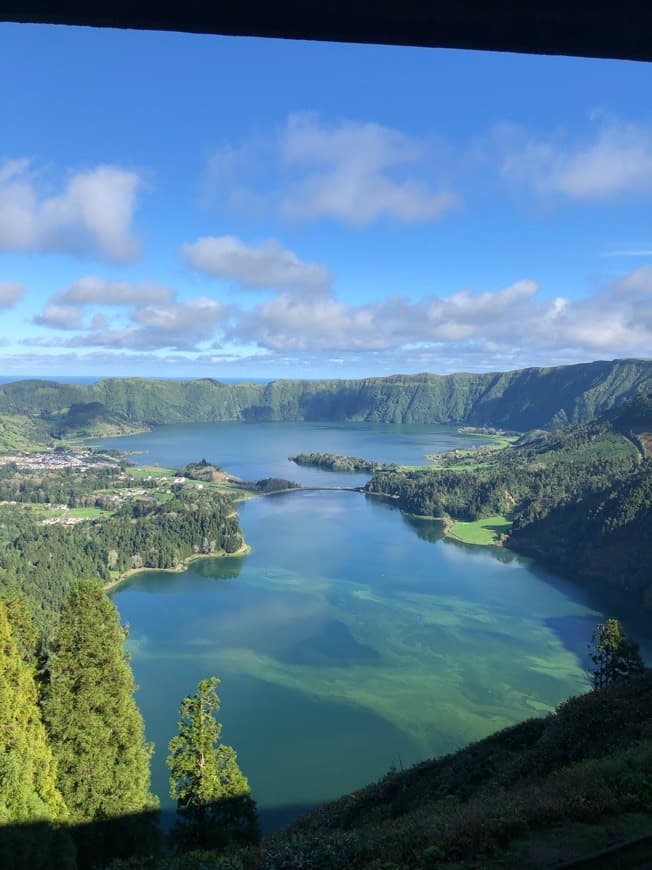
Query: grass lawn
[[151, 491, 173, 502], [31, 505, 108, 520], [459, 431, 519, 447], [447, 514, 511, 545], [67, 506, 107, 519], [29, 506, 65, 520], [128, 465, 175, 479]]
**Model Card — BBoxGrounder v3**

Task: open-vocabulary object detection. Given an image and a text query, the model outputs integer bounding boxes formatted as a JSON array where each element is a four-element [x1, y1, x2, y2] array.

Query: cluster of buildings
[[0, 451, 118, 471]]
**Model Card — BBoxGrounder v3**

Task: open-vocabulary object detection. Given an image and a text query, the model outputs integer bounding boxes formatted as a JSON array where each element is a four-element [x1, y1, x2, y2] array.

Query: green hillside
[[1, 359, 651, 446], [258, 671, 652, 869], [367, 393, 652, 608]]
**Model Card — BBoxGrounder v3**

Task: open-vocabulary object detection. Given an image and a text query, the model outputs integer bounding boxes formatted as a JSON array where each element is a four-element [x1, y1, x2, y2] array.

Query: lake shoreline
[[104, 540, 251, 594], [364, 490, 511, 548]]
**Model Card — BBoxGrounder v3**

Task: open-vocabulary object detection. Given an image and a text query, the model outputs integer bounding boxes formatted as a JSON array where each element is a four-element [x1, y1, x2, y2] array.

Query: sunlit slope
[[1, 358, 651, 436]]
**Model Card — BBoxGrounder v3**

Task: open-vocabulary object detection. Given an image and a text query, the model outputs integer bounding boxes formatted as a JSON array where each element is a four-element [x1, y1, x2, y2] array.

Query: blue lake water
[[102, 423, 649, 829], [92, 420, 494, 488]]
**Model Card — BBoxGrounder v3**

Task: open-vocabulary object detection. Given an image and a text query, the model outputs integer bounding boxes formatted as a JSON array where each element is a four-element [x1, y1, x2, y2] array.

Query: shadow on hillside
[[0, 793, 278, 870], [0, 810, 160, 870], [258, 802, 322, 834]]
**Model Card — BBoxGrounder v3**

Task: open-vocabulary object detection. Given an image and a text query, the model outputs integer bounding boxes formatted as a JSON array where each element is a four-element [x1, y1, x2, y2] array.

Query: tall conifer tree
[[167, 677, 259, 852], [588, 618, 645, 690], [0, 601, 68, 824], [42, 580, 157, 821]]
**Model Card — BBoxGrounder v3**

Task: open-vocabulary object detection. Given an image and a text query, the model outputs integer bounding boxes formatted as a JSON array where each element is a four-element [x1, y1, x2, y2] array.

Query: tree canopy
[[167, 677, 259, 851], [42, 579, 157, 822], [588, 618, 645, 691], [0, 601, 68, 825]]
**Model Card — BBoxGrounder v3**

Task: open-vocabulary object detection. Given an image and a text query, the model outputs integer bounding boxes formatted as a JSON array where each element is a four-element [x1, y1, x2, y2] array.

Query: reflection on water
[[400, 512, 447, 544]]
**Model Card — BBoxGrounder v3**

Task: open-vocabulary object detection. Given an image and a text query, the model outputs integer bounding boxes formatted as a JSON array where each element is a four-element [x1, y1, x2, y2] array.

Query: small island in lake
[[290, 452, 383, 473], [181, 459, 300, 494]]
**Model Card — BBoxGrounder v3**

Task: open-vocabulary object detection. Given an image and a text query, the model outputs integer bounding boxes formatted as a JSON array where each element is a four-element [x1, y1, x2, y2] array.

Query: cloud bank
[[28, 233, 652, 369], [31, 277, 225, 351]]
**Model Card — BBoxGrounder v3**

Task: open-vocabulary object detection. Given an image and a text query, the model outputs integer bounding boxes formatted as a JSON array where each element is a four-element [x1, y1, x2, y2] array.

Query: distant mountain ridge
[[1, 358, 651, 434]]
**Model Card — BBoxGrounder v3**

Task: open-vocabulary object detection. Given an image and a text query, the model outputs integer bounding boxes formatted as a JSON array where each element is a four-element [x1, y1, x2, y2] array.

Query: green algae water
[[104, 423, 649, 830], [114, 493, 609, 826]]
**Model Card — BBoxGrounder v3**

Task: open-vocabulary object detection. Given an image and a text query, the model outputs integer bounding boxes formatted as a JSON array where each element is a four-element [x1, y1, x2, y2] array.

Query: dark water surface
[[104, 423, 649, 828]]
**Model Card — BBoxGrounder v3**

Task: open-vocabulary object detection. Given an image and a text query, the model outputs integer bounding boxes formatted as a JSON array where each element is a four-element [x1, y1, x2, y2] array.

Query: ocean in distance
[[0, 375, 271, 384]]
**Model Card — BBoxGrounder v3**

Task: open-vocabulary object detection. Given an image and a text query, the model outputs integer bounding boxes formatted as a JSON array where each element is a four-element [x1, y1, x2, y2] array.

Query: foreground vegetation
[[0, 586, 258, 869], [259, 669, 652, 869], [2, 579, 648, 869]]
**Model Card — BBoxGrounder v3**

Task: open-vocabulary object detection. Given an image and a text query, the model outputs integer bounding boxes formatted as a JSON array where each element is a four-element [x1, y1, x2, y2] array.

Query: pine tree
[[0, 601, 68, 824], [42, 579, 158, 820], [3, 595, 40, 667], [167, 677, 259, 852], [588, 618, 645, 690]]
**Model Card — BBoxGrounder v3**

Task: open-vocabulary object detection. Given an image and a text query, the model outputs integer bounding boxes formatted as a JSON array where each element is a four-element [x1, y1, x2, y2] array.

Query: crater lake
[[96, 422, 651, 830]]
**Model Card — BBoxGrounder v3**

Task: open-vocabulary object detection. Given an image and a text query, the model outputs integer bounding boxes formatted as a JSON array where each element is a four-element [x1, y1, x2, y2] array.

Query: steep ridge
[[1, 358, 651, 433]]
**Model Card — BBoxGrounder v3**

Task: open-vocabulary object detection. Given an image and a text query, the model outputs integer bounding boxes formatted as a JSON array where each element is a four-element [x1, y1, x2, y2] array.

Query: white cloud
[[131, 297, 223, 336], [31, 278, 226, 351], [227, 279, 541, 352], [226, 267, 652, 362], [0, 161, 143, 261], [280, 114, 458, 224], [0, 280, 24, 307], [613, 263, 652, 296], [0, 350, 203, 374], [22, 261, 652, 369], [182, 235, 331, 295], [501, 121, 652, 201], [204, 113, 459, 225], [59, 276, 174, 306], [34, 303, 86, 330], [602, 249, 652, 257]]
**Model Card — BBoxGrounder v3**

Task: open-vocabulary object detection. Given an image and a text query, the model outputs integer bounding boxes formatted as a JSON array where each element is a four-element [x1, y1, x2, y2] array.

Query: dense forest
[[0, 460, 244, 633], [366, 393, 652, 608], [1, 358, 652, 444]]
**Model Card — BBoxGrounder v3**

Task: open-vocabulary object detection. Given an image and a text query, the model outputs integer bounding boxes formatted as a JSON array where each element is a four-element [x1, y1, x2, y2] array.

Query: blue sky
[[1, 24, 651, 378]]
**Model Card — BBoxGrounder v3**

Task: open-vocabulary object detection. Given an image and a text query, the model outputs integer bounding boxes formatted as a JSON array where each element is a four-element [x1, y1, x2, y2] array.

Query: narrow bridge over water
[[264, 485, 365, 495]]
